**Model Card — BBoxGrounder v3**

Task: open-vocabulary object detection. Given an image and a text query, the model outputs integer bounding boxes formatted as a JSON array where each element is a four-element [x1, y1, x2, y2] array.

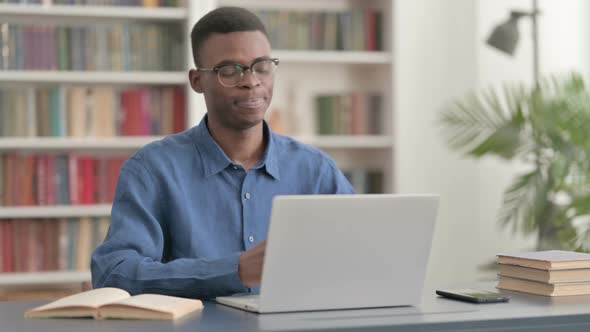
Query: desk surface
[[3, 283, 590, 332]]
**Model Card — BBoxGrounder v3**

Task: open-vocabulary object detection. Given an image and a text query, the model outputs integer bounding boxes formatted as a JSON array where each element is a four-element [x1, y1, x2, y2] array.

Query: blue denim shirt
[[91, 116, 354, 299]]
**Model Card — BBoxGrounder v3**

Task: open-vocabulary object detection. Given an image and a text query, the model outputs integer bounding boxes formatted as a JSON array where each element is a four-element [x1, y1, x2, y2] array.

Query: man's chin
[[234, 117, 265, 131], [232, 107, 267, 129]]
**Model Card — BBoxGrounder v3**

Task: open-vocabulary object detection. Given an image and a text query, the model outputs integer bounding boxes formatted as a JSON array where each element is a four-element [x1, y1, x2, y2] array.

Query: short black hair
[[190, 7, 269, 67]]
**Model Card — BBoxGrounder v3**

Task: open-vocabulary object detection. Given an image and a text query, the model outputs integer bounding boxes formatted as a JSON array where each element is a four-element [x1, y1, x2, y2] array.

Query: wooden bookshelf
[[219, 0, 355, 11], [0, 205, 111, 219], [0, 71, 186, 85], [218, 0, 396, 192], [0, 271, 90, 287], [0, 135, 392, 151], [0, 3, 188, 287], [272, 50, 392, 64], [0, 0, 397, 286], [0, 4, 187, 22], [0, 137, 164, 151], [295, 135, 393, 149]]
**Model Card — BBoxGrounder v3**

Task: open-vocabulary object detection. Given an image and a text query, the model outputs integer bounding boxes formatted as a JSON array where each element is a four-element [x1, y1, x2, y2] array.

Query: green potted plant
[[439, 73, 590, 251]]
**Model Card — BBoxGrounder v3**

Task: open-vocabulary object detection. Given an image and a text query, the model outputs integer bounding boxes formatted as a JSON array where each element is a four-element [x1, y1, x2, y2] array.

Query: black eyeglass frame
[[196, 58, 280, 87]]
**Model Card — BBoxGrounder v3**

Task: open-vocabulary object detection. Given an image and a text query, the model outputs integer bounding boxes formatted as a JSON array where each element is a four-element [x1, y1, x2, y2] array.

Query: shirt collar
[[193, 115, 280, 180]]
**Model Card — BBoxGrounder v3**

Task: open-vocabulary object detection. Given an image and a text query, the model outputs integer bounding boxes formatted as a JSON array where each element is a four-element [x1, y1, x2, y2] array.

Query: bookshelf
[[0, 271, 90, 286], [217, 0, 396, 193], [0, 135, 391, 150], [295, 135, 393, 149], [0, 0, 396, 287], [0, 137, 164, 150], [271, 50, 391, 64], [0, 4, 187, 21], [0, 71, 186, 85], [0, 205, 111, 219], [0, 1, 194, 287]]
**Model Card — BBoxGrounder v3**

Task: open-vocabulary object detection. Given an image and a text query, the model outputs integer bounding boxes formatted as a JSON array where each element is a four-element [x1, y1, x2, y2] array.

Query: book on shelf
[[316, 93, 382, 136], [498, 264, 590, 284], [25, 287, 203, 320], [0, 0, 185, 6], [497, 250, 590, 270], [0, 23, 183, 71], [253, 9, 382, 51], [497, 276, 590, 297], [0, 218, 109, 273], [343, 169, 383, 194], [0, 86, 186, 137], [1, 153, 125, 206]]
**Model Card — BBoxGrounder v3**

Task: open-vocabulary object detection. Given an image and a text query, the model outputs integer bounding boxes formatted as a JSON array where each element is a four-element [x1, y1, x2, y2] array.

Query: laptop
[[215, 194, 439, 313]]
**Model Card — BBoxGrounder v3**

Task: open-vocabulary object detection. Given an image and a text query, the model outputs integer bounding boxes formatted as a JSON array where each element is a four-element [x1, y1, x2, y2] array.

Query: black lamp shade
[[486, 18, 520, 55]]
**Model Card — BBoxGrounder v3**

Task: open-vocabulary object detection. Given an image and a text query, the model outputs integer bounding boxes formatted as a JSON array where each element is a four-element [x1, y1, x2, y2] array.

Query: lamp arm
[[531, 0, 539, 88], [509, 9, 541, 19], [509, 0, 540, 88]]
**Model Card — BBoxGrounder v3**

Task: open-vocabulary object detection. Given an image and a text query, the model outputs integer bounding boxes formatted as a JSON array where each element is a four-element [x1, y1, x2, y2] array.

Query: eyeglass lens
[[217, 59, 277, 87]]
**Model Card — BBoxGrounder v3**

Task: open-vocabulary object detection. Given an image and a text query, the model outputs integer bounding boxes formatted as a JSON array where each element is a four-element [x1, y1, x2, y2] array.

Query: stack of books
[[496, 250, 590, 296]]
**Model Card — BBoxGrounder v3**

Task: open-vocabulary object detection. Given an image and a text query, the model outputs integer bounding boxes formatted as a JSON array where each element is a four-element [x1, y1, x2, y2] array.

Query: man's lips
[[235, 98, 265, 109]]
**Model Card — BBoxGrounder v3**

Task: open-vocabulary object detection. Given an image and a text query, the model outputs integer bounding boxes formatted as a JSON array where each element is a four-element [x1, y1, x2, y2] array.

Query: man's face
[[190, 31, 274, 131]]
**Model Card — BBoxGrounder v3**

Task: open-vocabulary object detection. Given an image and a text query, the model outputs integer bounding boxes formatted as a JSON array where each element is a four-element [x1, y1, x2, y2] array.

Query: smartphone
[[435, 289, 510, 303]]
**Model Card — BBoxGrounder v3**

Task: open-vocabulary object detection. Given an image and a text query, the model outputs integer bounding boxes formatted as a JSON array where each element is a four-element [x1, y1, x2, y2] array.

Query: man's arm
[[91, 157, 248, 299]]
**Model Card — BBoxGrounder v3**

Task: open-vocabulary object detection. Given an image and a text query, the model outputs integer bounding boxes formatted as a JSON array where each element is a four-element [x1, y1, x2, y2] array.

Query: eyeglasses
[[196, 58, 279, 88]]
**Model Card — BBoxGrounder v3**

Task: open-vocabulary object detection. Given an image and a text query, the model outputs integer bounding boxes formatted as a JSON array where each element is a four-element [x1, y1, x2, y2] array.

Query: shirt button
[[233, 166, 238, 170], [248, 235, 254, 243], [244, 193, 251, 200]]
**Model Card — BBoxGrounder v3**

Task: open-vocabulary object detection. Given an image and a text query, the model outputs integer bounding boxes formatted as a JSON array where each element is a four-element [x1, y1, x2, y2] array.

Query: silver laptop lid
[[258, 194, 439, 313]]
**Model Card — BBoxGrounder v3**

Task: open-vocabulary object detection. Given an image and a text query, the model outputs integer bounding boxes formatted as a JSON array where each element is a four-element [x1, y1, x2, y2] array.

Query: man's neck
[[207, 119, 266, 172]]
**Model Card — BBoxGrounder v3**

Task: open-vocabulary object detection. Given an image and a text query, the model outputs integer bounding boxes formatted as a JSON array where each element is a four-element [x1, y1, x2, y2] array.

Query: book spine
[[172, 87, 186, 133], [1, 221, 14, 272], [0, 153, 4, 205], [47, 155, 57, 205], [57, 218, 69, 271], [67, 218, 78, 271], [68, 154, 79, 205]]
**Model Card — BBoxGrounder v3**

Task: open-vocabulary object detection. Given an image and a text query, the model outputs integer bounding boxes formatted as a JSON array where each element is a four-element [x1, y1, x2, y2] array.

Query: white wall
[[397, 0, 590, 289], [437, 0, 590, 285], [537, 0, 590, 75], [478, 0, 590, 85], [474, 0, 538, 285], [394, 0, 483, 288], [474, 0, 590, 275]]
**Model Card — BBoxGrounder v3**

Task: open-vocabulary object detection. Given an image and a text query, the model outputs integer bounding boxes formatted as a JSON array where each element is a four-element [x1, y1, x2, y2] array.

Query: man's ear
[[189, 69, 204, 93]]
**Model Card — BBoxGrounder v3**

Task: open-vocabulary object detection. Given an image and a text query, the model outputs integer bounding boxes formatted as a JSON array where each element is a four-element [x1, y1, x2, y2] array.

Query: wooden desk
[[2, 284, 590, 332]]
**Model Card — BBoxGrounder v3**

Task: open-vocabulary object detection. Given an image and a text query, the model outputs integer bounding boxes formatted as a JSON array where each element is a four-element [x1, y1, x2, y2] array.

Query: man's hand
[[238, 240, 266, 287]]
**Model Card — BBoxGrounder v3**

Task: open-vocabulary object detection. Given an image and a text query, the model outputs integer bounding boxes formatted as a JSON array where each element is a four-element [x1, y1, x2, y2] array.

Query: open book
[[25, 288, 203, 320]]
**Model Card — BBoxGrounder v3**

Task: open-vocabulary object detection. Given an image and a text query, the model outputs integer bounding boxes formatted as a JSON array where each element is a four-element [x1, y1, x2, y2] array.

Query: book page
[[101, 294, 203, 319], [498, 250, 590, 262], [27, 288, 130, 313]]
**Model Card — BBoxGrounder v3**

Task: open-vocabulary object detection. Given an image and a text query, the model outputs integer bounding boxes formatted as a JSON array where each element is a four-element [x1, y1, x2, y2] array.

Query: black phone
[[435, 289, 510, 303]]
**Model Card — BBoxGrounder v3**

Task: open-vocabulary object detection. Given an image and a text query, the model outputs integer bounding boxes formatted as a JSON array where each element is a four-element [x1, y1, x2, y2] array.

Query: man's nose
[[238, 70, 261, 88]]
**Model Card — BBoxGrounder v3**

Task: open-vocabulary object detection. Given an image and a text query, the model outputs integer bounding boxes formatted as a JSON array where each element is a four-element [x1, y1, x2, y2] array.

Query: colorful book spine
[[253, 9, 383, 51], [0, 153, 126, 207], [0, 86, 185, 137], [343, 169, 384, 194], [315, 93, 383, 136], [0, 218, 111, 273], [0, 23, 184, 71]]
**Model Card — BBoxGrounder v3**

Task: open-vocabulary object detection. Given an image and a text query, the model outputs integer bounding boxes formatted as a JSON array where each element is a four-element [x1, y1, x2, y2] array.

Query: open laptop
[[215, 194, 439, 313]]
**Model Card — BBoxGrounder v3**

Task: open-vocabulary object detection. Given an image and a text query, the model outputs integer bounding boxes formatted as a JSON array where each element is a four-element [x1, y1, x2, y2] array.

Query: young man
[[91, 7, 353, 299]]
